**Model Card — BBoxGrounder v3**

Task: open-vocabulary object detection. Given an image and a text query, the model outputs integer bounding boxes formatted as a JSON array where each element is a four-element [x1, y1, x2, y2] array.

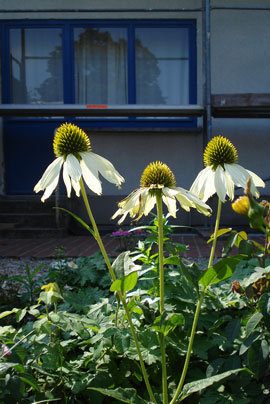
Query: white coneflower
[[190, 135, 265, 203], [34, 123, 124, 202], [112, 161, 211, 224]]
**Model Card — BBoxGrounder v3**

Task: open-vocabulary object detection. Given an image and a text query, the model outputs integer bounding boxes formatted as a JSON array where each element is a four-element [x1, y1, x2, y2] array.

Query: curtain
[[74, 27, 128, 105]]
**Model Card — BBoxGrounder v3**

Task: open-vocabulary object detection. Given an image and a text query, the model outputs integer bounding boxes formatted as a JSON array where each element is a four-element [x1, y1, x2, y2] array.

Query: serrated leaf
[[199, 255, 244, 289], [87, 387, 148, 404], [178, 368, 246, 402]]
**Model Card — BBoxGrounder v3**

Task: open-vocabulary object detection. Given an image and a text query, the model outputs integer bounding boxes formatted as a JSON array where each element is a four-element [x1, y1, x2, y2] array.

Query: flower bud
[[232, 280, 244, 294], [232, 178, 266, 230], [232, 195, 250, 216], [247, 194, 265, 229]]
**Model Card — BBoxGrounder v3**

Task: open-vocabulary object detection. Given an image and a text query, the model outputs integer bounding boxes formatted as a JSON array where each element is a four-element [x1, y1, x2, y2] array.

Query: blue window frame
[[1, 20, 197, 128]]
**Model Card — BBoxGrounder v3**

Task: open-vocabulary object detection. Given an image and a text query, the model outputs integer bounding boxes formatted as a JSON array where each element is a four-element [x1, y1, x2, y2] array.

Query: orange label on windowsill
[[86, 105, 108, 108]]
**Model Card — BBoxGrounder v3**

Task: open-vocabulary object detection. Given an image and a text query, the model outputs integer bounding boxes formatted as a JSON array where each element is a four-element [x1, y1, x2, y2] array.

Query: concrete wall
[[211, 0, 270, 197], [0, 0, 269, 228]]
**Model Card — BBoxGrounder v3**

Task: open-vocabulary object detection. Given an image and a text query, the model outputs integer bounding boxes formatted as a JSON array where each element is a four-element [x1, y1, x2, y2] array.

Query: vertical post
[[202, 0, 212, 147]]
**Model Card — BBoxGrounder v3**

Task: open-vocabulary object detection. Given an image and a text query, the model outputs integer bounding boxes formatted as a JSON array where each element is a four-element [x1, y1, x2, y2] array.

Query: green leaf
[[16, 308, 27, 323], [248, 340, 269, 379], [18, 373, 40, 391], [234, 231, 248, 247], [258, 293, 270, 327], [163, 256, 181, 265], [54, 207, 95, 237], [0, 309, 18, 319], [239, 332, 261, 355], [0, 362, 19, 373], [152, 313, 185, 336], [225, 318, 241, 342], [241, 266, 270, 289], [179, 261, 201, 294], [206, 358, 225, 377], [112, 251, 140, 279], [110, 271, 138, 293], [87, 387, 148, 404], [199, 255, 244, 289], [114, 330, 131, 354], [245, 312, 263, 337], [178, 368, 246, 402], [238, 239, 255, 257], [207, 228, 232, 244]]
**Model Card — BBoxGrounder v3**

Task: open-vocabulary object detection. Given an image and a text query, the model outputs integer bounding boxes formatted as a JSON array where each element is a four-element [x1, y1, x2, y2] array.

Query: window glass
[[135, 27, 189, 105], [9, 28, 63, 104], [74, 27, 128, 104]]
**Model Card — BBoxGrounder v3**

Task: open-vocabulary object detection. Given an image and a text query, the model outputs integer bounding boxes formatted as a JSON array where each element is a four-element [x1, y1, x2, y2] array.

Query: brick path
[[0, 234, 228, 259]]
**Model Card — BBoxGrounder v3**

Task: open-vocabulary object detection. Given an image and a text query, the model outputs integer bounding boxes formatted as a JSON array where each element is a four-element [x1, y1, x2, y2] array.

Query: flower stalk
[[208, 198, 222, 268], [79, 178, 157, 404], [156, 192, 168, 404], [170, 197, 223, 404]]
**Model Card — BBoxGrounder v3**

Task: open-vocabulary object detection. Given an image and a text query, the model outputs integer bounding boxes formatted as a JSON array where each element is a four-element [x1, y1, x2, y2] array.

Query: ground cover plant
[[1, 124, 270, 403]]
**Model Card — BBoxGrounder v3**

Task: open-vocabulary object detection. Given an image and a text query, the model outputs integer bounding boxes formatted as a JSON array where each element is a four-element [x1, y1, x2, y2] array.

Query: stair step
[[0, 213, 57, 227], [0, 226, 68, 238], [0, 195, 70, 238]]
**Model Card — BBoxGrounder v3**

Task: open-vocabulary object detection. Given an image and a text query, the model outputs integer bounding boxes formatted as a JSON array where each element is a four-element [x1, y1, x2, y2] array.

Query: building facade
[[0, 0, 269, 228]]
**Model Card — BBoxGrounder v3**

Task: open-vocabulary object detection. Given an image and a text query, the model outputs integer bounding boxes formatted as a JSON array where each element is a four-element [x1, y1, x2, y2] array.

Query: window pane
[[135, 28, 189, 105], [74, 27, 128, 104], [9, 28, 63, 104]]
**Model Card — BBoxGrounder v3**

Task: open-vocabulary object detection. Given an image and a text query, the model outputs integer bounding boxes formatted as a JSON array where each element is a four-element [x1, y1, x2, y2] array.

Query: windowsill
[[84, 126, 203, 134]]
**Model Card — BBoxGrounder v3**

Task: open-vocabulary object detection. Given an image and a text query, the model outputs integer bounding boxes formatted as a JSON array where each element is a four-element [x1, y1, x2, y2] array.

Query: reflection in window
[[135, 28, 189, 105], [9, 28, 63, 104], [74, 27, 128, 104]]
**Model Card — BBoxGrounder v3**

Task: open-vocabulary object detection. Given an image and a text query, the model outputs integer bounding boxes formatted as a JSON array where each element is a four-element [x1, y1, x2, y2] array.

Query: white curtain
[[74, 27, 128, 105]]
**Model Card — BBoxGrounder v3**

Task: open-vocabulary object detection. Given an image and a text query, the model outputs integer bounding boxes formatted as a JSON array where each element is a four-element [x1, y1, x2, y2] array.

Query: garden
[[1, 123, 270, 404]]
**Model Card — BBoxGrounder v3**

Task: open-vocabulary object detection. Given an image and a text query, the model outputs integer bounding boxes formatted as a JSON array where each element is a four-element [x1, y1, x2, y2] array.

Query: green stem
[[170, 198, 223, 404], [169, 293, 205, 404], [208, 198, 222, 268], [156, 193, 168, 404], [79, 178, 157, 404]]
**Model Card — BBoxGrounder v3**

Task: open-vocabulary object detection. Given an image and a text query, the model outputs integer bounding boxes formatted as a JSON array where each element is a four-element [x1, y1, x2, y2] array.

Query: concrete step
[[0, 226, 68, 238], [0, 195, 70, 238], [0, 196, 56, 213], [0, 212, 60, 228]]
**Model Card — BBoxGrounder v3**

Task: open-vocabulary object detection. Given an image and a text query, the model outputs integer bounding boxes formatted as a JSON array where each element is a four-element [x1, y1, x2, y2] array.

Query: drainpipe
[[202, 0, 212, 229], [202, 0, 212, 147]]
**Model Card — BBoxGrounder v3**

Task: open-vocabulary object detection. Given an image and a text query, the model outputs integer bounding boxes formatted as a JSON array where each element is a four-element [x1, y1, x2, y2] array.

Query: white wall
[[211, 0, 270, 194]]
